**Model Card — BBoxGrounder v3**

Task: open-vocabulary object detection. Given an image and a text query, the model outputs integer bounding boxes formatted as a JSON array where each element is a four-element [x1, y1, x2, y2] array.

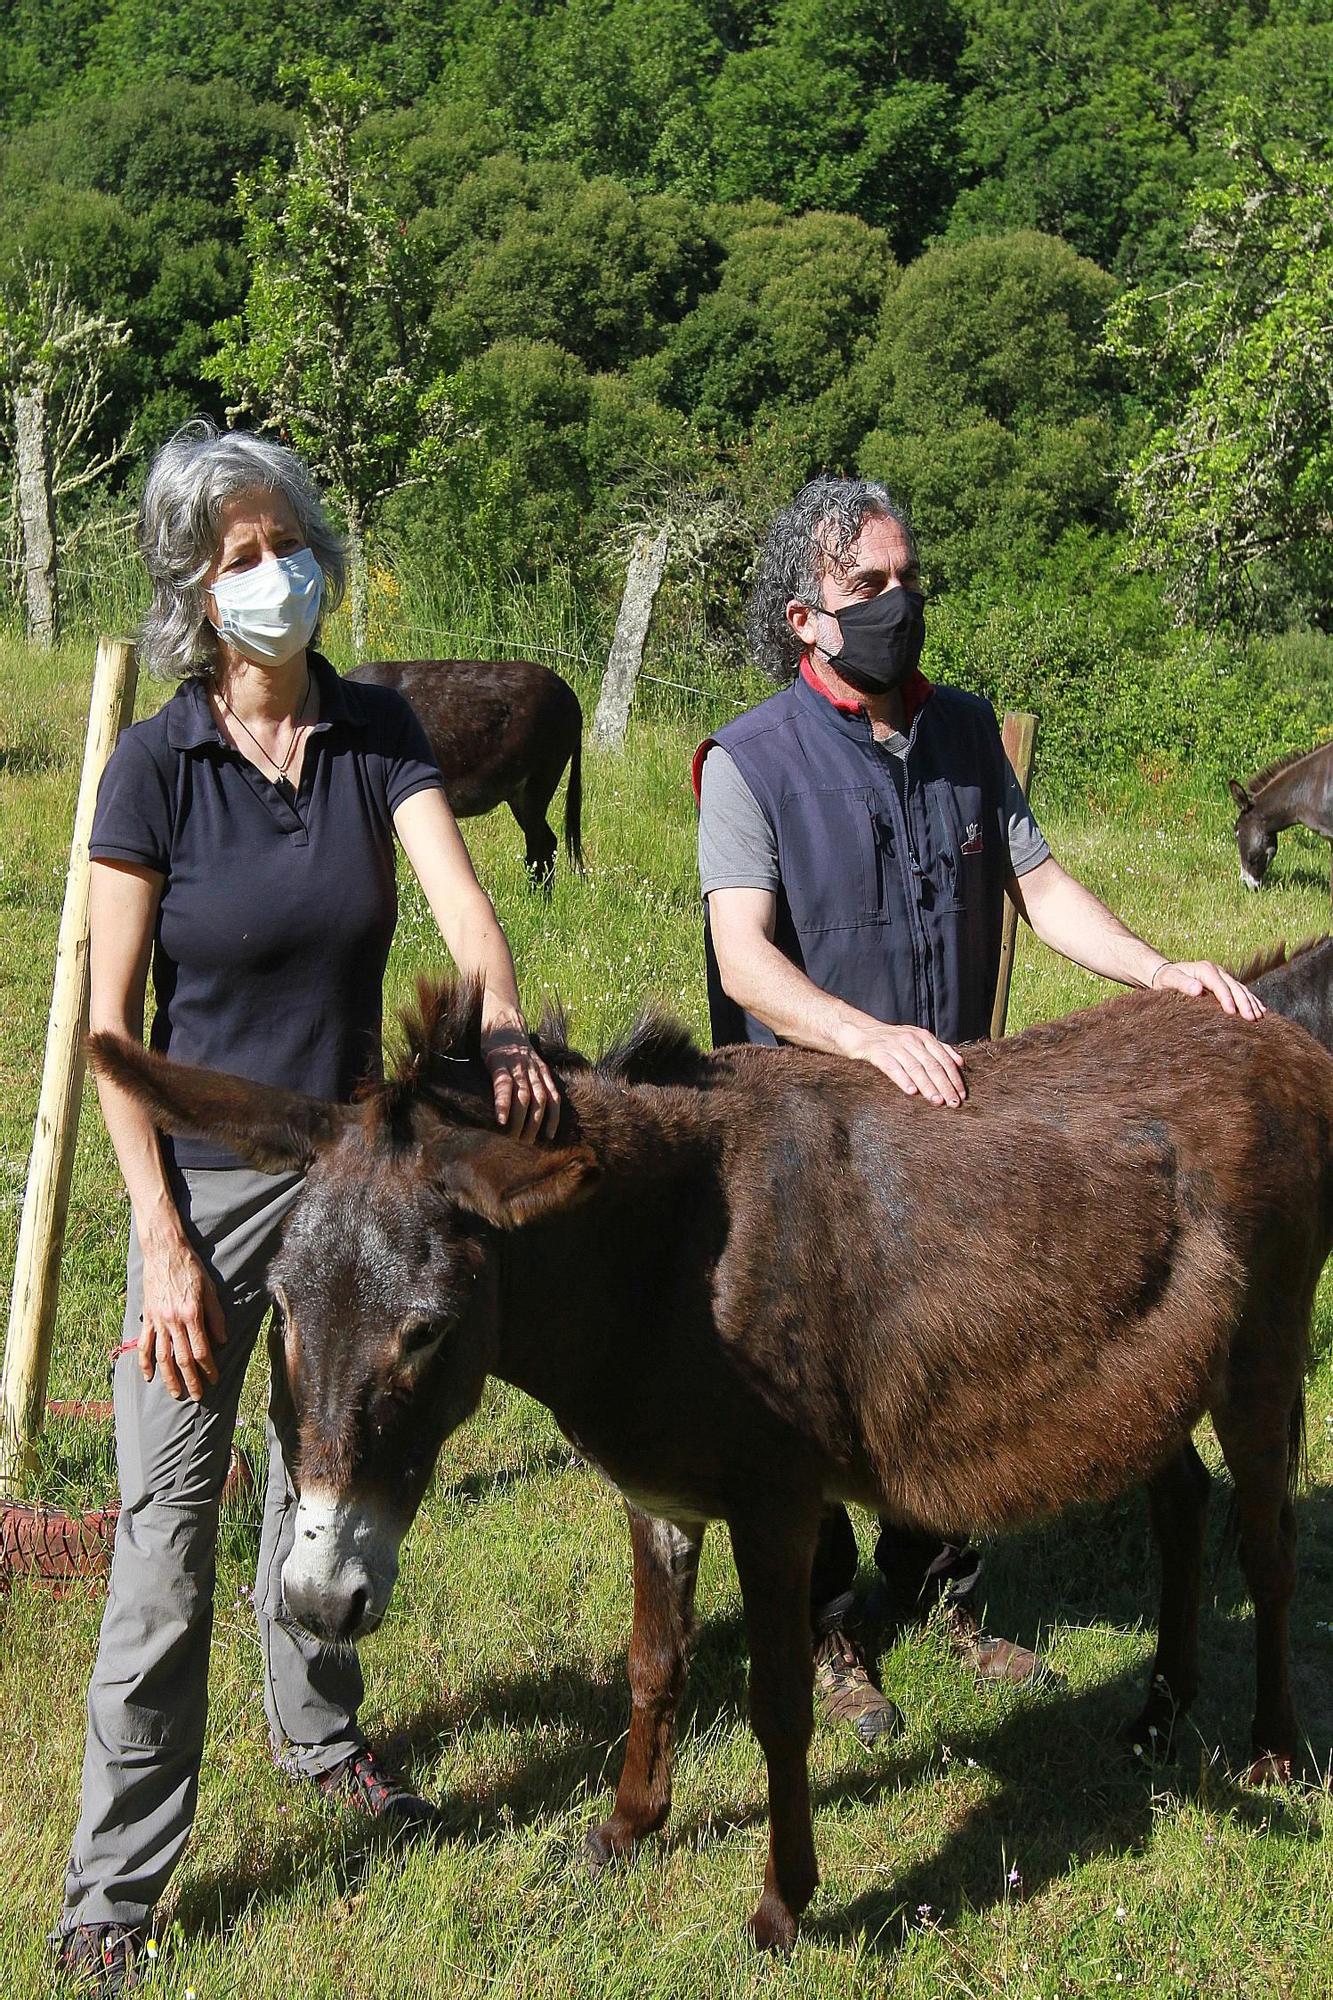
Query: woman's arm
[[89, 859, 228, 1398], [392, 788, 560, 1138]]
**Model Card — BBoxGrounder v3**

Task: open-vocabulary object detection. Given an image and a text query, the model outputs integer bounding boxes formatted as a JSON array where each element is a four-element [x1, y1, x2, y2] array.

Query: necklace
[[211, 665, 313, 783]]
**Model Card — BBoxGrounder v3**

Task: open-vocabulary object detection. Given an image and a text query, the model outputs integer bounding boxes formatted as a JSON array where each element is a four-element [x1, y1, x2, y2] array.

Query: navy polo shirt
[[90, 651, 442, 1168]]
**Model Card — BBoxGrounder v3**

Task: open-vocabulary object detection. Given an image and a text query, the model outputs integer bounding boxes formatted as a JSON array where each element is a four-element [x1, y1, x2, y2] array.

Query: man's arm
[[707, 886, 967, 1105], [1011, 855, 1263, 1018]]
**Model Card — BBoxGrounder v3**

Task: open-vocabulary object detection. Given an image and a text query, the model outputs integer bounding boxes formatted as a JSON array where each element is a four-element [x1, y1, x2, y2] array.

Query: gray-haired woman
[[55, 421, 559, 1992]]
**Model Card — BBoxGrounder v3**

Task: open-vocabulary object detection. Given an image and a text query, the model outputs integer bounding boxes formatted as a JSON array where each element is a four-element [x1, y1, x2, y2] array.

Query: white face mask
[[209, 547, 323, 665]]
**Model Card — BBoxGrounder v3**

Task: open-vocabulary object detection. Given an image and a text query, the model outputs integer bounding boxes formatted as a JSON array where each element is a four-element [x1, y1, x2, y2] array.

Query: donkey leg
[[510, 788, 558, 893], [586, 1507, 704, 1867], [1125, 1440, 1210, 1762], [1211, 1401, 1301, 1783], [728, 1509, 820, 1954]]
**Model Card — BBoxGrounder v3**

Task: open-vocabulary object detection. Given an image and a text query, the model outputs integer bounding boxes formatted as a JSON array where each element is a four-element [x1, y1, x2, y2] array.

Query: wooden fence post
[[1, 636, 138, 1491], [990, 710, 1039, 1043], [593, 527, 669, 750]]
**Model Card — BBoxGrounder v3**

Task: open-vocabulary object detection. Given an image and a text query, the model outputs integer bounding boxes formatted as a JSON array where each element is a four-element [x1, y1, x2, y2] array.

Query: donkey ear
[[1228, 778, 1253, 810], [86, 1033, 348, 1171], [437, 1131, 601, 1229]]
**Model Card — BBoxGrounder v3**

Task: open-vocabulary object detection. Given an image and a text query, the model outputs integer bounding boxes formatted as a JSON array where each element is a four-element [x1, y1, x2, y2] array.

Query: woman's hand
[[137, 1229, 229, 1400], [481, 1023, 561, 1141]]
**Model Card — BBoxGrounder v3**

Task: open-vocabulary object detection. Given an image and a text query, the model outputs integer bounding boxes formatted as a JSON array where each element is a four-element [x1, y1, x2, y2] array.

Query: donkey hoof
[[748, 1893, 799, 1955], [1243, 1751, 1294, 1787], [584, 1819, 634, 1870]]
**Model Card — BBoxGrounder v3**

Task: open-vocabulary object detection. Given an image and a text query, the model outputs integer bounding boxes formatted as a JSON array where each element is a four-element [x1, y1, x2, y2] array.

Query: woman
[[55, 420, 559, 1992]]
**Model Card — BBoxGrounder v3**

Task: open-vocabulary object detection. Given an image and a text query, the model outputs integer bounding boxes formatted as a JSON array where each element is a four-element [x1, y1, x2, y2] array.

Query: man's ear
[[1228, 779, 1253, 811], [87, 1033, 348, 1171], [436, 1130, 601, 1229]]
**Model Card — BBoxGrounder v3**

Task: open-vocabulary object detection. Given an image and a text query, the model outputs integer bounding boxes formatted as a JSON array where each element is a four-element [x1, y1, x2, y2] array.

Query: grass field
[[2, 628, 1331, 1999]]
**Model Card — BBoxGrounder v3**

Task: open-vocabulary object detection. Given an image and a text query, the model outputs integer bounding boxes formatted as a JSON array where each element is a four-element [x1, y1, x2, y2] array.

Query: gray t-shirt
[[698, 737, 1050, 898]]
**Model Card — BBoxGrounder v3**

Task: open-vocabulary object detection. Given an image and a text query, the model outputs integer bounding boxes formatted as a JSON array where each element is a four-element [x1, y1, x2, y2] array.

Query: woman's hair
[[137, 419, 346, 680], [745, 476, 915, 685]]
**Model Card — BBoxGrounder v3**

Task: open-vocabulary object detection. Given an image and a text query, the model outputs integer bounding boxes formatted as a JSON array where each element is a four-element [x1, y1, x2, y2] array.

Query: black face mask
[[819, 587, 926, 694]]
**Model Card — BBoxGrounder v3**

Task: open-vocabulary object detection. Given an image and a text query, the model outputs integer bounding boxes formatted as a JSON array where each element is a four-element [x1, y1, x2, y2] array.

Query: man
[[695, 476, 1261, 1747]]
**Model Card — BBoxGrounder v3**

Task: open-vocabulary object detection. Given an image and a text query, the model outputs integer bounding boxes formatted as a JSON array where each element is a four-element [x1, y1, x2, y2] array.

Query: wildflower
[[1115, 1905, 1128, 1922], [144, 1937, 158, 1959], [1007, 1863, 1023, 1892]]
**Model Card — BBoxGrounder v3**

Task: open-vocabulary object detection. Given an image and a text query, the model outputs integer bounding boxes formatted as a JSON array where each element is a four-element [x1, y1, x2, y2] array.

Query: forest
[[0, 0, 1329, 794]]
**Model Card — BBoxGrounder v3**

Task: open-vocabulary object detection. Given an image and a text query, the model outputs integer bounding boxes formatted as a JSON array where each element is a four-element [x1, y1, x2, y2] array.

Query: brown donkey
[[350, 659, 583, 889], [90, 984, 1333, 1951]]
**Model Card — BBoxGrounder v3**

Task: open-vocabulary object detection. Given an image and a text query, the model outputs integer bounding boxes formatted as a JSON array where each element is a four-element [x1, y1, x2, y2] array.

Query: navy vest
[[704, 675, 1009, 1049]]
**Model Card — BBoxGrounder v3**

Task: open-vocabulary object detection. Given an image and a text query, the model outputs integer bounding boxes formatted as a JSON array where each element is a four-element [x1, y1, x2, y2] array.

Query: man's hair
[[138, 418, 346, 680], [746, 476, 915, 685]]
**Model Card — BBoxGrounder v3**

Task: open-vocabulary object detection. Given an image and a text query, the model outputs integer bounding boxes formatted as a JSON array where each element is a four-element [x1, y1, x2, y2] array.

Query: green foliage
[[207, 66, 456, 642], [928, 578, 1330, 806], [412, 154, 716, 372], [947, 0, 1255, 278], [0, 0, 1327, 753], [856, 231, 1123, 590], [707, 0, 964, 256], [0, 84, 292, 447], [1107, 125, 1333, 628], [649, 205, 896, 443]]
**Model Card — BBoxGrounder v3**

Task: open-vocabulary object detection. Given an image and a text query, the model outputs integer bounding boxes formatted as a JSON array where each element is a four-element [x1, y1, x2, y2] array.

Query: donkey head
[[1229, 779, 1276, 890], [88, 1012, 598, 1645]]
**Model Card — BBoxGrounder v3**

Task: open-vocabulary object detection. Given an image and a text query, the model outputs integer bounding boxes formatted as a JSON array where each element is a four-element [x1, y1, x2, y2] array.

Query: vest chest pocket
[[777, 786, 886, 933], [922, 780, 989, 914]]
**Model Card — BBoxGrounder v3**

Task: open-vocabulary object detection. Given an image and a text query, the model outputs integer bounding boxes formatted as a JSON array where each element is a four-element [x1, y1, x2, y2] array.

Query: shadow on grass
[[435, 1442, 582, 1511], [173, 1474, 1333, 1950]]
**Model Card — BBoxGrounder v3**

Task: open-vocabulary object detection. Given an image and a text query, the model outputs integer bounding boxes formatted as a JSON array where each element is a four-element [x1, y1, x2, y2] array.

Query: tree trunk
[[15, 384, 59, 649], [345, 496, 367, 658]]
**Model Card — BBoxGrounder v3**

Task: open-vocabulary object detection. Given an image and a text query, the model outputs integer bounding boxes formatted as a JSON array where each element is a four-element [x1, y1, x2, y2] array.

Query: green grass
[[2, 631, 1332, 1998]]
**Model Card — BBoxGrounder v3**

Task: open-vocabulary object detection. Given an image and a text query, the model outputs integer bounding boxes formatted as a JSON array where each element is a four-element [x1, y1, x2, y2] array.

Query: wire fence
[[0, 532, 760, 723]]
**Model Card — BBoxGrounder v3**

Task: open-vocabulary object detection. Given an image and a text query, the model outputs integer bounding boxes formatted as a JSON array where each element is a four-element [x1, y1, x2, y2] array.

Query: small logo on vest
[[961, 821, 984, 856]]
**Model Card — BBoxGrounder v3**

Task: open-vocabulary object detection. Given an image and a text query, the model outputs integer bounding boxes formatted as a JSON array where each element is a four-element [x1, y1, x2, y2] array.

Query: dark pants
[[809, 1504, 980, 1639]]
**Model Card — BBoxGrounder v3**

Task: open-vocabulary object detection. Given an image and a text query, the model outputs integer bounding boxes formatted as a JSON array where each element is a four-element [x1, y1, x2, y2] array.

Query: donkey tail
[[1288, 1388, 1308, 1502], [564, 728, 584, 874]]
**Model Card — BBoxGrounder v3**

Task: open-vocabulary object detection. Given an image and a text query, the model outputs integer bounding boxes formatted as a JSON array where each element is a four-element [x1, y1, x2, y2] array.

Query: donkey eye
[[399, 1312, 444, 1359]]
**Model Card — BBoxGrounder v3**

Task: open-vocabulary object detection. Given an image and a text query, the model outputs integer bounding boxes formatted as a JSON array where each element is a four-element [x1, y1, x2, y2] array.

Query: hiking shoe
[[54, 1924, 140, 1996], [813, 1627, 904, 1746], [314, 1745, 446, 1842], [937, 1602, 1051, 1685]]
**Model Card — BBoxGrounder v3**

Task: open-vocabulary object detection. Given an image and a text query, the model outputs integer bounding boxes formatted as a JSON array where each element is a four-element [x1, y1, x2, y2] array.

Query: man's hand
[[1150, 960, 1265, 1020], [137, 1231, 228, 1400], [837, 1021, 967, 1106]]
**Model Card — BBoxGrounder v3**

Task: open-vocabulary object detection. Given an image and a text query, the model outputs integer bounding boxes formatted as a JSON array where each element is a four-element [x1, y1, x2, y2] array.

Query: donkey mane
[[1233, 935, 1327, 985], [360, 976, 708, 1139], [1247, 743, 1326, 796]]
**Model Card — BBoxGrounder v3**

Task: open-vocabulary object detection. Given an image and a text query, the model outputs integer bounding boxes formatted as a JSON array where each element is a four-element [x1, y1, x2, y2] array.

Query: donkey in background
[[351, 658, 583, 891], [1230, 740, 1333, 902], [90, 969, 1333, 1952]]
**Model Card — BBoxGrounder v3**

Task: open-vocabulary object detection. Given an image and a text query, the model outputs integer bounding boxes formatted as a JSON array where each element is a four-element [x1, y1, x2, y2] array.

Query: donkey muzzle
[[282, 1486, 402, 1643]]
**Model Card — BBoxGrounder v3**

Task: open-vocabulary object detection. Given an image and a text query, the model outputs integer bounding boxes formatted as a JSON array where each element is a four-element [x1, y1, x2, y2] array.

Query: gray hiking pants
[[60, 1166, 365, 1936]]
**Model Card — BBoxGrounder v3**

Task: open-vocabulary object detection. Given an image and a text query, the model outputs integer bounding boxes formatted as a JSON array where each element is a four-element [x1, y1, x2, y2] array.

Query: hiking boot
[[937, 1602, 1051, 1685], [313, 1744, 447, 1842], [813, 1626, 904, 1746], [54, 1923, 140, 1996]]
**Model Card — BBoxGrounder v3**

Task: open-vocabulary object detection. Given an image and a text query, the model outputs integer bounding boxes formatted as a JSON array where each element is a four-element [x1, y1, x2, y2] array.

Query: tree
[[0, 261, 131, 646], [208, 68, 457, 651], [1106, 126, 1333, 627], [855, 231, 1122, 592]]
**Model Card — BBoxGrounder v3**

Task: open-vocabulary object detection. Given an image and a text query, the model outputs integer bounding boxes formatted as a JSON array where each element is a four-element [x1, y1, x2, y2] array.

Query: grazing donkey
[[351, 659, 583, 890], [90, 982, 1333, 1952], [1229, 740, 1333, 901]]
